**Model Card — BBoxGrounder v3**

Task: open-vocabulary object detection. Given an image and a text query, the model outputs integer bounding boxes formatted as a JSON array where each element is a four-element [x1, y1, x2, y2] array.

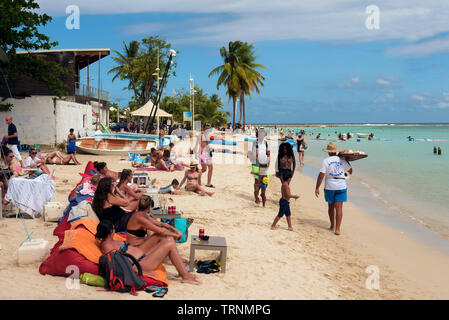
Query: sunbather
[[43, 150, 81, 165], [116, 169, 145, 204], [92, 177, 137, 232], [95, 219, 200, 285], [156, 150, 176, 171], [94, 161, 119, 180], [177, 160, 213, 196], [23, 148, 52, 176], [0, 147, 18, 205]]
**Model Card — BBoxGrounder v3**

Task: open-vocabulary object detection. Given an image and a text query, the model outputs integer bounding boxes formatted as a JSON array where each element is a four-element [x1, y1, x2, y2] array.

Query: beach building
[[0, 49, 111, 145]]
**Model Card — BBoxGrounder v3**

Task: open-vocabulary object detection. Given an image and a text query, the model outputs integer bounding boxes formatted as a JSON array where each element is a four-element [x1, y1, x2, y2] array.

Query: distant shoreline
[[249, 123, 449, 127]]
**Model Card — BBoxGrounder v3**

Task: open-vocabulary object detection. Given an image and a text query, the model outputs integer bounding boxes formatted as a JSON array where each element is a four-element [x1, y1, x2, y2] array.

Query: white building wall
[[0, 96, 56, 145], [55, 100, 95, 142], [0, 96, 96, 145]]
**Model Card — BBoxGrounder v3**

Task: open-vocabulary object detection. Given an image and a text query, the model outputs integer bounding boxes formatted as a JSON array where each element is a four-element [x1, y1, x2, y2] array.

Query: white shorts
[[6, 144, 22, 161]]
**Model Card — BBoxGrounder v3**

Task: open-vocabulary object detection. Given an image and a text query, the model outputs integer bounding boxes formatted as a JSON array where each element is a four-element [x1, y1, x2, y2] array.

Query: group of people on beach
[[251, 127, 352, 235], [0, 117, 83, 205]]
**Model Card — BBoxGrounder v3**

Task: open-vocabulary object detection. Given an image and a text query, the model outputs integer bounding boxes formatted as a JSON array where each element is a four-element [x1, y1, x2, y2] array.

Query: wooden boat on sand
[[76, 137, 157, 155]]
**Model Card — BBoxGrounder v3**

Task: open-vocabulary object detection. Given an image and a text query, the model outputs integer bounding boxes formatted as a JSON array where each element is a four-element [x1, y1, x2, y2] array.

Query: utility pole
[[116, 98, 120, 124]]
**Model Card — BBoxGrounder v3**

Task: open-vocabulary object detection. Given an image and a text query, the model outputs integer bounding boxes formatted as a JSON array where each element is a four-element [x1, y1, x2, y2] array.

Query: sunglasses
[[32, 152, 37, 155]]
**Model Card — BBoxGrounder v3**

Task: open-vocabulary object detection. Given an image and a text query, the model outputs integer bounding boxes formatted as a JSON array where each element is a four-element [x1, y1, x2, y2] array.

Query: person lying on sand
[[42, 150, 81, 165], [96, 219, 200, 285], [177, 161, 213, 196]]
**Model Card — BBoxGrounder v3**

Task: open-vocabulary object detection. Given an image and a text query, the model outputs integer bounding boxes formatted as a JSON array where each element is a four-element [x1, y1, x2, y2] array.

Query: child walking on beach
[[271, 171, 299, 231]]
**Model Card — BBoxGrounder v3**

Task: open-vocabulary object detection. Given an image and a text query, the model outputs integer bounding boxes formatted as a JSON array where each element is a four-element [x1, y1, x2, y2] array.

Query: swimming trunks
[[278, 198, 291, 217]]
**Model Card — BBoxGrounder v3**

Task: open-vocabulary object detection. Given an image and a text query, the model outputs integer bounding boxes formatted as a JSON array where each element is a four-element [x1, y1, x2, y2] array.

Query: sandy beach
[[0, 140, 448, 300]]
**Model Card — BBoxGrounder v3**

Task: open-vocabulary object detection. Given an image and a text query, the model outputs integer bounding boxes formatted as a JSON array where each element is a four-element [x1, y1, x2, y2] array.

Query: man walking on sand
[[315, 142, 352, 235], [3, 116, 24, 168]]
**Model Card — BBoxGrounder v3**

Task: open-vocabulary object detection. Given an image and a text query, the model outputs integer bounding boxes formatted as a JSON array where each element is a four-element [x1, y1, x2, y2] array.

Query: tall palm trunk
[[232, 96, 236, 130], [239, 94, 243, 125], [242, 94, 246, 130]]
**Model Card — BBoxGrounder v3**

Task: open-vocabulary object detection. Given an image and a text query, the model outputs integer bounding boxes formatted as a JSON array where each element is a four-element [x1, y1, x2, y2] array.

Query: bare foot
[[334, 230, 341, 235], [271, 225, 277, 230], [288, 227, 293, 231]]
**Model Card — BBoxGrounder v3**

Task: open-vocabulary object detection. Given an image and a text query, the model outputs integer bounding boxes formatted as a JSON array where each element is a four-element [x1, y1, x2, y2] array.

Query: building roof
[[16, 49, 110, 69]]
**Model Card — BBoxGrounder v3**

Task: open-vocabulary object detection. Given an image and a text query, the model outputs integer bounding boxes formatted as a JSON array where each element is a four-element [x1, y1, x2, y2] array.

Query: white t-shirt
[[320, 156, 351, 190], [24, 156, 40, 168]]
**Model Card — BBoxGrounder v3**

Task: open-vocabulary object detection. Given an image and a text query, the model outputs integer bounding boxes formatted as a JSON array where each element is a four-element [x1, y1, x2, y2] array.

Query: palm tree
[[108, 41, 141, 109], [209, 41, 266, 130], [235, 42, 267, 129], [196, 100, 230, 127], [208, 41, 243, 129]]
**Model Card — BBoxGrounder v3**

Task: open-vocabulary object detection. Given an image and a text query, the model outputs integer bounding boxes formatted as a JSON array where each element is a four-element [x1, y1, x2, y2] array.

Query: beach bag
[[302, 140, 308, 150], [98, 251, 147, 295], [163, 218, 194, 244], [255, 141, 269, 167]]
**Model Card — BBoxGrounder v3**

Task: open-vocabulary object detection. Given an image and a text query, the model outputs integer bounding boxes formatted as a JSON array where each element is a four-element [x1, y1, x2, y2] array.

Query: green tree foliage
[[108, 36, 177, 110], [159, 86, 230, 127], [0, 0, 72, 97]]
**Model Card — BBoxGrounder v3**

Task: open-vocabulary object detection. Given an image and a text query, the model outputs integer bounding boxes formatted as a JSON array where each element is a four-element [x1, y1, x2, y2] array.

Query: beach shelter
[[131, 100, 172, 133]]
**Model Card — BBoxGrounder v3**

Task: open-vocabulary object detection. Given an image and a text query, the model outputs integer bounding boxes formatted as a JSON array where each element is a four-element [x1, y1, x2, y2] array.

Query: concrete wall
[[0, 96, 96, 145], [55, 100, 95, 142], [0, 96, 56, 145]]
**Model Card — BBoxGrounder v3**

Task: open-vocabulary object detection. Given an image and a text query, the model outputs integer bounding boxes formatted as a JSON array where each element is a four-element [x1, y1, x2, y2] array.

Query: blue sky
[[34, 0, 449, 123]]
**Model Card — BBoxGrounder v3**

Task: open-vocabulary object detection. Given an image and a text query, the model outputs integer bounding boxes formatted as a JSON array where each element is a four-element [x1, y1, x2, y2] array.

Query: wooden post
[[97, 52, 100, 130]]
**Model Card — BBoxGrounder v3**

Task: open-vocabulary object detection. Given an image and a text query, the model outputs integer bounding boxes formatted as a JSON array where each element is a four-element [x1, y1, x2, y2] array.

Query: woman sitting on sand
[[43, 150, 81, 165], [23, 148, 52, 176], [115, 169, 145, 203], [275, 142, 296, 183], [126, 195, 183, 252], [156, 150, 176, 171], [0, 147, 18, 205], [95, 219, 200, 285], [177, 161, 213, 196], [94, 161, 119, 180], [92, 177, 138, 231]]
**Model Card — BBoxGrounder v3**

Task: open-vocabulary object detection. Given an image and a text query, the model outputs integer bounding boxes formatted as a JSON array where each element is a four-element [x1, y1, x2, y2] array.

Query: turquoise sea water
[[269, 124, 449, 242]]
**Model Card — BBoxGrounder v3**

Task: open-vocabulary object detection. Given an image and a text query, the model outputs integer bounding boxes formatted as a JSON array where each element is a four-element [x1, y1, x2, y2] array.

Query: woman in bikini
[[44, 150, 81, 165], [94, 161, 119, 180], [275, 142, 296, 183], [177, 161, 213, 196], [156, 150, 175, 171], [115, 169, 145, 210], [95, 219, 200, 285], [92, 177, 136, 233]]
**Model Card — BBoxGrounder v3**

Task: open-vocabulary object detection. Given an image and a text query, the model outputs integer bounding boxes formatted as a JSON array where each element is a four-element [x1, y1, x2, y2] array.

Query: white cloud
[[376, 78, 391, 86], [438, 102, 449, 109], [351, 77, 360, 84], [411, 94, 425, 101], [36, 0, 449, 54]]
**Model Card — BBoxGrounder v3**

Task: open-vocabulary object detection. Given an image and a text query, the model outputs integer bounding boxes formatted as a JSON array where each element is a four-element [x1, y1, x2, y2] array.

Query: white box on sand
[[18, 239, 50, 266], [145, 188, 159, 208], [44, 202, 64, 222]]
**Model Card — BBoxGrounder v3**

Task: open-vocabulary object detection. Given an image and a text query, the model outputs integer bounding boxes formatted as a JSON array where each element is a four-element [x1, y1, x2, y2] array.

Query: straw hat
[[189, 159, 199, 167], [322, 142, 341, 153]]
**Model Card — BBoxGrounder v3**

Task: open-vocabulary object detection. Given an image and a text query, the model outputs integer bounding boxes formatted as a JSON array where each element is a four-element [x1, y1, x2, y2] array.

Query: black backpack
[[98, 251, 147, 295]]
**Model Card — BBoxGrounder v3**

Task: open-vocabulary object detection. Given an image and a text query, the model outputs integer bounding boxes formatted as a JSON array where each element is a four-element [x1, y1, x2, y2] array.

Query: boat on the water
[[357, 133, 370, 138], [77, 137, 157, 155]]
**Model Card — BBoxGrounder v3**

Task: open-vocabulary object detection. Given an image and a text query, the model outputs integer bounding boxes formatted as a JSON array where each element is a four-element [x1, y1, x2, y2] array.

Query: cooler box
[[132, 172, 150, 188], [18, 239, 50, 266], [145, 187, 159, 209], [44, 202, 64, 222]]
